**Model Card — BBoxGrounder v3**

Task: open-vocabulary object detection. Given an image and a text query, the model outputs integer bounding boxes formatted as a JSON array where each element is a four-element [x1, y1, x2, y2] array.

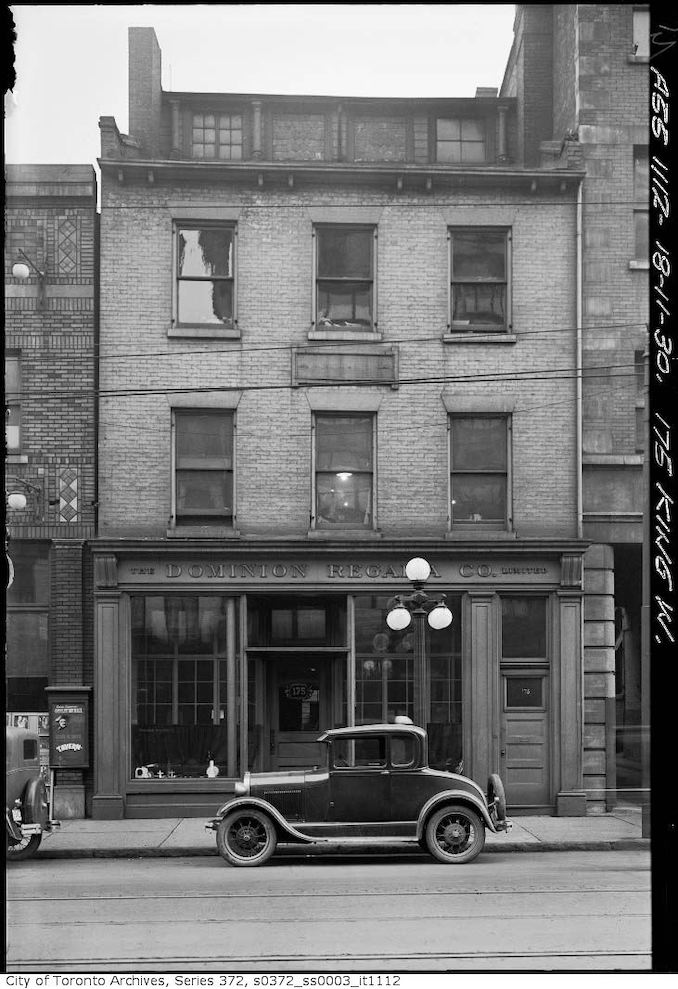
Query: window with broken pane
[[176, 225, 235, 325]]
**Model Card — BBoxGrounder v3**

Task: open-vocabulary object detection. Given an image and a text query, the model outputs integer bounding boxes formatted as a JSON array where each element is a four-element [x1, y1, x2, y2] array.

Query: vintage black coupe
[[206, 721, 511, 866]]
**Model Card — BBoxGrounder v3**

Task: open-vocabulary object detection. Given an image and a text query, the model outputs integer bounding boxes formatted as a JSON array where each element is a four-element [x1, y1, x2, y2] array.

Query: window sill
[[627, 54, 649, 64], [167, 526, 240, 538], [445, 528, 516, 539], [443, 332, 517, 344], [628, 260, 649, 270], [307, 528, 383, 540], [168, 325, 241, 339], [308, 328, 382, 342], [5, 454, 29, 464]]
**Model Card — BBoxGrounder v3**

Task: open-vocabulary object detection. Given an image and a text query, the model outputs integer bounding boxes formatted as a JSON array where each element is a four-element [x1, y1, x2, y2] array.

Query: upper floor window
[[437, 118, 485, 163], [450, 228, 510, 332], [450, 415, 510, 528], [633, 146, 649, 262], [173, 410, 234, 527], [313, 414, 375, 528], [192, 113, 242, 159], [175, 224, 235, 327], [315, 226, 375, 330], [632, 8, 650, 58], [5, 354, 21, 451]]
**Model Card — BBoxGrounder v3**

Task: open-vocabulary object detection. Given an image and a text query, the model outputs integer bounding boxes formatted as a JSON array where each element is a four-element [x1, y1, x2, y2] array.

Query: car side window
[[331, 736, 386, 769], [390, 735, 415, 768], [23, 738, 38, 761]]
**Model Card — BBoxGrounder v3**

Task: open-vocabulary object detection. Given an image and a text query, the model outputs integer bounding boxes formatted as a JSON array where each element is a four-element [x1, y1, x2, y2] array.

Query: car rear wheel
[[425, 804, 485, 864], [216, 810, 277, 867]]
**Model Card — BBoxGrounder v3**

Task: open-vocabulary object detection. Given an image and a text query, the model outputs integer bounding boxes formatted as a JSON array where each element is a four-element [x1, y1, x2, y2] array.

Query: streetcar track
[[6, 886, 649, 903], [7, 948, 652, 967]]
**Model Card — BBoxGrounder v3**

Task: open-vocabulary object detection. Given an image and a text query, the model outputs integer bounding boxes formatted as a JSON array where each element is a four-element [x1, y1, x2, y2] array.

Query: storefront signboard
[[117, 557, 562, 585]]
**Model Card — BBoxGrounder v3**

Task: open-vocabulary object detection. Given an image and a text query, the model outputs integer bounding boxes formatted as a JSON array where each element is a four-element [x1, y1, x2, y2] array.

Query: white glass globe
[[428, 605, 453, 630], [7, 492, 27, 510], [12, 261, 31, 280], [386, 606, 412, 631], [405, 557, 431, 583]]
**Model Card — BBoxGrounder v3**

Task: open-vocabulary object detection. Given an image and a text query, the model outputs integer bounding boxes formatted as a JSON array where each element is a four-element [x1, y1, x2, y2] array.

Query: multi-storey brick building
[[501, 3, 649, 812], [90, 24, 600, 820], [4, 164, 98, 818]]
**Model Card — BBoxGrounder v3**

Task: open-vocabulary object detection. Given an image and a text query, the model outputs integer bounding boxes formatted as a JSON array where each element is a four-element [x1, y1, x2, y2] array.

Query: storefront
[[91, 543, 587, 819]]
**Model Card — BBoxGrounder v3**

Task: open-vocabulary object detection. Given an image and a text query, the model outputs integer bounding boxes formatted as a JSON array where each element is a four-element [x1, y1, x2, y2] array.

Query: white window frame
[[312, 224, 378, 332], [172, 221, 238, 334], [448, 414, 513, 531], [170, 408, 236, 530], [311, 412, 377, 530], [448, 227, 512, 334]]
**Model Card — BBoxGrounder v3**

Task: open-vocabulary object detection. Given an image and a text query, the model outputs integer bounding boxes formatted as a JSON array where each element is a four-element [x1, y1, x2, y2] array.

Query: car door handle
[[500, 748, 506, 756]]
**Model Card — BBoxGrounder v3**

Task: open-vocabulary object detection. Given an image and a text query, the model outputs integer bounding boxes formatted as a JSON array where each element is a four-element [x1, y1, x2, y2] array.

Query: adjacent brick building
[[4, 164, 98, 818], [501, 3, 649, 812]]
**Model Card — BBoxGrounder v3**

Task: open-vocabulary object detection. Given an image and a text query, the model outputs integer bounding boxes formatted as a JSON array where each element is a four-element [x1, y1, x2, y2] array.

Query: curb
[[29, 838, 650, 861]]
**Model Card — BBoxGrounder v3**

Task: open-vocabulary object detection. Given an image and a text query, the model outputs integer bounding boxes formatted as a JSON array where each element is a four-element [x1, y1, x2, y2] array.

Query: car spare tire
[[487, 773, 507, 823]]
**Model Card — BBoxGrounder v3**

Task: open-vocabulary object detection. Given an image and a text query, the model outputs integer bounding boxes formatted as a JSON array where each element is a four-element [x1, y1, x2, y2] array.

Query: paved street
[[6, 849, 651, 972]]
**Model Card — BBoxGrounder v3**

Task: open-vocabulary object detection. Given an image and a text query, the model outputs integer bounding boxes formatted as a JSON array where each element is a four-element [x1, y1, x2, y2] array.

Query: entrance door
[[500, 671, 550, 809], [267, 657, 332, 770]]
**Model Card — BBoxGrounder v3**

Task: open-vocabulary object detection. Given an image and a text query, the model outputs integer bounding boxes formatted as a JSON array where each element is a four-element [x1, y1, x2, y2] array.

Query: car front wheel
[[425, 804, 485, 864], [6, 831, 42, 861], [216, 810, 277, 867]]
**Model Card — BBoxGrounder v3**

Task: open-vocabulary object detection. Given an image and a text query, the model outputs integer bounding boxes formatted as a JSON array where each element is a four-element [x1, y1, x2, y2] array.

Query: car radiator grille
[[262, 789, 303, 820]]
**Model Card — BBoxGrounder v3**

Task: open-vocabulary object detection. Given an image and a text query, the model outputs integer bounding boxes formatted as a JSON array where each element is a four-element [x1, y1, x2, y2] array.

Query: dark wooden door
[[500, 671, 551, 808], [267, 657, 331, 770]]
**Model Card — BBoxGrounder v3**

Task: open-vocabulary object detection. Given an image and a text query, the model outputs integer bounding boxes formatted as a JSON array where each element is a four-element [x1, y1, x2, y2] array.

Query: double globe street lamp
[[385, 557, 453, 728]]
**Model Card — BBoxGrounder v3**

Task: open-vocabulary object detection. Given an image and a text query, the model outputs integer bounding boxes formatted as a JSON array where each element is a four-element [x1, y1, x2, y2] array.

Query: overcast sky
[[5, 3, 516, 169]]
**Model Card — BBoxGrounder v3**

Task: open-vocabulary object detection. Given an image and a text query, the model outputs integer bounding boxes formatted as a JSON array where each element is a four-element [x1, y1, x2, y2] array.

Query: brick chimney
[[128, 27, 163, 158], [501, 5, 554, 167]]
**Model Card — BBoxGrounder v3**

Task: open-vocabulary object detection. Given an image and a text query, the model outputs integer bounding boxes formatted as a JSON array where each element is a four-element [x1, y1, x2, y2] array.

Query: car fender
[[416, 790, 497, 840], [208, 796, 315, 845]]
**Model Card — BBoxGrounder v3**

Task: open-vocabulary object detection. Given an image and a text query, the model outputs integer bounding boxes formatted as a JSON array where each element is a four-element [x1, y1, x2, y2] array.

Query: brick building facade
[[501, 3, 649, 812], [91, 25, 594, 820], [4, 164, 98, 818]]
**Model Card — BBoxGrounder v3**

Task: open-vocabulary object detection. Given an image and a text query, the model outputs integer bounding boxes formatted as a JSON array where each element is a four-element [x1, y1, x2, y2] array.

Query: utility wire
[[16, 361, 642, 402], [9, 321, 649, 364]]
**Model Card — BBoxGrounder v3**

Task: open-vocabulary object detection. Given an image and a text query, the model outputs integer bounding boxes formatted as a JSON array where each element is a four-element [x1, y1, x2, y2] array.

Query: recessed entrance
[[266, 656, 333, 770]]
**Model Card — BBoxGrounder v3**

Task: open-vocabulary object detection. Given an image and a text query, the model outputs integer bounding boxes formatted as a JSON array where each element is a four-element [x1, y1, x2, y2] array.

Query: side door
[[329, 734, 390, 822], [500, 671, 551, 809]]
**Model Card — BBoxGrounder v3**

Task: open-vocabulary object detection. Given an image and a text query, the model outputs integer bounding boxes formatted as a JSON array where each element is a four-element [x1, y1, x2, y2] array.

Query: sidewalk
[[30, 805, 649, 860]]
